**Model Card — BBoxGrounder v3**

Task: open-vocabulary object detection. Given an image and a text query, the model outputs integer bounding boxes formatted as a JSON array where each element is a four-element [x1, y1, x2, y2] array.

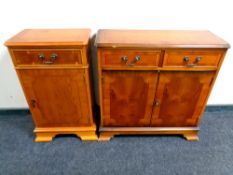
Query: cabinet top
[[5, 29, 91, 47], [95, 29, 230, 49]]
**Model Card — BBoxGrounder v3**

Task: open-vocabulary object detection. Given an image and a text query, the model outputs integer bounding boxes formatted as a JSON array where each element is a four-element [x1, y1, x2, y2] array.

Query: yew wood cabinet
[[5, 29, 97, 142], [95, 30, 230, 141]]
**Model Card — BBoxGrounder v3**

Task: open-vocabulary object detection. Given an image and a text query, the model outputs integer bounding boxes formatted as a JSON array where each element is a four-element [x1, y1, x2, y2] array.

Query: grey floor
[[0, 107, 233, 175]]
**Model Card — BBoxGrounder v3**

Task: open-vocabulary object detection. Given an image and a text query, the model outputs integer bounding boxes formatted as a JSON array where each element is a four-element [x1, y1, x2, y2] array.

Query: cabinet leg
[[35, 133, 56, 142], [77, 131, 98, 141], [98, 132, 114, 141], [183, 132, 199, 141]]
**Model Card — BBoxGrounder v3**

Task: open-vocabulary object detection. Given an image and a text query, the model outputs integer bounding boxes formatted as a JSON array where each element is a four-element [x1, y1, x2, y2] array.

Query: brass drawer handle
[[38, 53, 58, 64], [121, 55, 141, 66], [38, 53, 45, 61], [121, 55, 128, 64], [183, 56, 202, 67]]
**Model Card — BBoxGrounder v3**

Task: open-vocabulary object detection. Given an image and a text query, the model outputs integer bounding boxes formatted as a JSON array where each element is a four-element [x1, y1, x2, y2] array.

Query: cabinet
[[5, 29, 97, 142], [95, 30, 230, 141]]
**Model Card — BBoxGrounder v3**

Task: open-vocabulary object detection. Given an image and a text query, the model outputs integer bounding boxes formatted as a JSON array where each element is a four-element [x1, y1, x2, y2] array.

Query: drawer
[[163, 50, 223, 68], [100, 49, 161, 67], [12, 49, 82, 65]]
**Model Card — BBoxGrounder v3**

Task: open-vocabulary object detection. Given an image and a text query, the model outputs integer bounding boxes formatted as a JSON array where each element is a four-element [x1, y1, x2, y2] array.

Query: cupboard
[[5, 29, 97, 142], [95, 30, 230, 141]]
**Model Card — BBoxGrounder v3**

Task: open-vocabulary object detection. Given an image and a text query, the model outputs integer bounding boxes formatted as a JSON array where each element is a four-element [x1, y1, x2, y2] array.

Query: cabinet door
[[18, 69, 92, 127], [101, 71, 158, 126], [151, 71, 214, 127]]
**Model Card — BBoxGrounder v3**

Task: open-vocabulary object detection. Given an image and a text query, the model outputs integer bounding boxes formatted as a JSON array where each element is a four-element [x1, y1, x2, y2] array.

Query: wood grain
[[95, 29, 230, 48], [163, 49, 223, 68], [6, 29, 97, 142], [12, 49, 82, 66], [151, 71, 215, 127], [5, 29, 91, 47], [100, 49, 161, 67], [96, 29, 229, 141], [101, 71, 158, 126]]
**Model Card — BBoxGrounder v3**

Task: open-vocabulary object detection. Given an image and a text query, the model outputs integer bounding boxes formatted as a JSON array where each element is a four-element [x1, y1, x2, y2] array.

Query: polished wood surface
[[151, 71, 215, 127], [12, 49, 82, 65], [102, 71, 158, 126], [5, 29, 91, 47], [96, 29, 230, 48], [95, 29, 229, 141], [163, 49, 222, 68], [99, 127, 199, 141], [18, 69, 92, 127], [6, 29, 97, 142], [100, 49, 161, 67]]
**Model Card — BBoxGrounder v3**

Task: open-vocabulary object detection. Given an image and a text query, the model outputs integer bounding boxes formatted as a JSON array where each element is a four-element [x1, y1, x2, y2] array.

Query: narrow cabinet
[[5, 29, 97, 142], [95, 29, 230, 141]]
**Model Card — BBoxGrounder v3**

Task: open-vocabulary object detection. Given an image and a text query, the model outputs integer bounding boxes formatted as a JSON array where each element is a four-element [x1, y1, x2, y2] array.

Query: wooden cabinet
[[95, 30, 230, 141], [5, 29, 97, 142]]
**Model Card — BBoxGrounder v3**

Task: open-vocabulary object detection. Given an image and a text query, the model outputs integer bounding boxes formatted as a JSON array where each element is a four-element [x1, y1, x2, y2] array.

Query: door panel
[[151, 71, 214, 127], [102, 71, 158, 126], [18, 69, 92, 127]]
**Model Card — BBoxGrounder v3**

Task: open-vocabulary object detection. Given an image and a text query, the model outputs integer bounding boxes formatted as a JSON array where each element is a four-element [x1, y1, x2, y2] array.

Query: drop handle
[[195, 56, 202, 63], [50, 53, 58, 61], [121, 55, 141, 66], [183, 56, 202, 67], [135, 55, 141, 62], [43, 53, 58, 64], [121, 56, 128, 63], [38, 53, 45, 60]]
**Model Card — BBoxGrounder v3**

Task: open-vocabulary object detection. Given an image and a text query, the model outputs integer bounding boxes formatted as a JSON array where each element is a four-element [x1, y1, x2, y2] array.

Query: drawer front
[[163, 50, 223, 68], [100, 49, 161, 67], [12, 49, 82, 65]]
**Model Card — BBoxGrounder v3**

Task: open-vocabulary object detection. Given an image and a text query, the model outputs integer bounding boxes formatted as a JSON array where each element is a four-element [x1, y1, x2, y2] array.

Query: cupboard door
[[18, 69, 92, 127], [151, 71, 215, 127], [101, 71, 158, 126]]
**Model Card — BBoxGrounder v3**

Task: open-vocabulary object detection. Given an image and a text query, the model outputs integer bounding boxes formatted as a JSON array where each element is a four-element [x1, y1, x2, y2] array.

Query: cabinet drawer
[[163, 50, 223, 68], [12, 49, 82, 66], [100, 49, 161, 67]]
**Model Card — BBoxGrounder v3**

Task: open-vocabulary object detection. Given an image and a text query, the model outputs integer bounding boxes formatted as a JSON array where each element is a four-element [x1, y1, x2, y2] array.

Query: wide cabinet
[[5, 29, 98, 142], [95, 30, 230, 141]]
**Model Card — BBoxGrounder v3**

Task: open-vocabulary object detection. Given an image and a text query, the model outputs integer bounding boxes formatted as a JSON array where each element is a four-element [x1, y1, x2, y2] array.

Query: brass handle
[[195, 56, 202, 63], [183, 56, 202, 67], [121, 55, 141, 66], [50, 53, 58, 61], [135, 55, 141, 62], [121, 56, 128, 63], [43, 53, 58, 64], [38, 53, 45, 61]]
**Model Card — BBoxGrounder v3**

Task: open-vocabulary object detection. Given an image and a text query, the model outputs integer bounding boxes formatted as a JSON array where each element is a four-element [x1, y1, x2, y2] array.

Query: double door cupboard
[[5, 29, 97, 142], [95, 30, 230, 141]]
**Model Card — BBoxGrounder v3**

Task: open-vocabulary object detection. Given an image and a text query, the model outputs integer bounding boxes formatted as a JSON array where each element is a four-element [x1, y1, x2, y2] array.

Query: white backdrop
[[0, 0, 232, 108]]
